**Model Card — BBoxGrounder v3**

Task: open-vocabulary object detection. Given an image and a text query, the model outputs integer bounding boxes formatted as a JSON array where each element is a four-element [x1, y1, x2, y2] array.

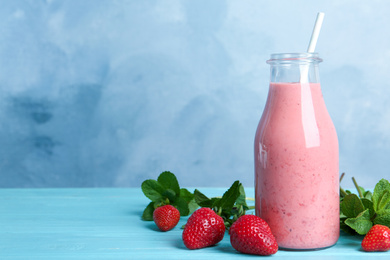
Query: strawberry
[[361, 224, 390, 252], [229, 214, 278, 255], [153, 205, 180, 231], [182, 207, 225, 249]]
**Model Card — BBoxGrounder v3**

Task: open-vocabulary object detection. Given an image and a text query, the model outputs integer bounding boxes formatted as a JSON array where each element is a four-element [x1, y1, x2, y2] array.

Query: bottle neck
[[267, 53, 322, 83]]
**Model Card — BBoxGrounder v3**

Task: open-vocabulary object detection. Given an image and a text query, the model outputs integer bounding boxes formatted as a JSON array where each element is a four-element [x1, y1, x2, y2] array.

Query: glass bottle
[[254, 53, 339, 250]]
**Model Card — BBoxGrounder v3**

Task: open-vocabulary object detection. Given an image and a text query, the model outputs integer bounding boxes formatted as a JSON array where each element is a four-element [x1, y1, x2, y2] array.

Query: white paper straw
[[300, 12, 325, 83], [300, 12, 324, 148], [307, 12, 325, 53]]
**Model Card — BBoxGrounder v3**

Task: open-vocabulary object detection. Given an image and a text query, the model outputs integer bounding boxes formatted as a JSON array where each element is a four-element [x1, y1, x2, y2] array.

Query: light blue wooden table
[[0, 188, 389, 259]]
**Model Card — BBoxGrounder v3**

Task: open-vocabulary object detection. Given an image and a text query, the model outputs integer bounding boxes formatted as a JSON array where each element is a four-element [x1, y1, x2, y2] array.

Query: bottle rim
[[266, 53, 323, 64]]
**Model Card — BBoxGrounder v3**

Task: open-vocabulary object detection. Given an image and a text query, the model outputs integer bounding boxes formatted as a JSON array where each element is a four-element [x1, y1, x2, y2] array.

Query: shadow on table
[[173, 240, 225, 251], [215, 244, 242, 255], [173, 239, 188, 250], [172, 237, 242, 255], [144, 222, 160, 231], [339, 232, 364, 248]]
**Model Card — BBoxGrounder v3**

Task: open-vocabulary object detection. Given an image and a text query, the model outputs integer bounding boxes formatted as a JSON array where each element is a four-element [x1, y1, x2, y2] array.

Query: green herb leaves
[[343, 209, 372, 235], [141, 171, 195, 220], [141, 171, 254, 229], [340, 177, 390, 235], [194, 181, 252, 229], [373, 180, 390, 213]]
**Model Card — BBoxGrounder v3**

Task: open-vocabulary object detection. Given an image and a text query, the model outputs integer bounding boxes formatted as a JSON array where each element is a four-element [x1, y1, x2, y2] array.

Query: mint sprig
[[141, 172, 254, 229], [141, 171, 196, 220], [340, 174, 390, 235], [194, 180, 254, 229]]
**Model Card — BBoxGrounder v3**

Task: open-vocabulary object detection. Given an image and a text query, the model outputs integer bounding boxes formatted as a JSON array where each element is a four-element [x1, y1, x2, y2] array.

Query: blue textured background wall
[[0, 0, 389, 188]]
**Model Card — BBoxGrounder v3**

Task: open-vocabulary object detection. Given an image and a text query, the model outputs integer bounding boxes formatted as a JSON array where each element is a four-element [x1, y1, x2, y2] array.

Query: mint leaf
[[339, 176, 390, 235], [236, 183, 248, 207], [374, 209, 390, 227], [377, 190, 390, 211], [188, 199, 199, 214], [340, 217, 355, 235], [364, 190, 373, 200], [180, 188, 194, 202], [142, 202, 155, 221], [340, 194, 364, 218], [180, 188, 198, 214], [377, 208, 390, 215], [215, 180, 240, 210], [141, 179, 165, 202], [162, 189, 177, 203], [194, 189, 213, 207], [157, 171, 180, 197], [192, 181, 252, 229], [140, 171, 196, 220], [373, 179, 390, 212], [345, 209, 373, 235], [210, 197, 221, 208], [174, 197, 190, 216], [361, 198, 375, 219]]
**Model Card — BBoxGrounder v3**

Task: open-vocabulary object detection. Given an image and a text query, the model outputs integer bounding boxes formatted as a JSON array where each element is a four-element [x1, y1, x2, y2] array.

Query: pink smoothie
[[254, 82, 339, 249]]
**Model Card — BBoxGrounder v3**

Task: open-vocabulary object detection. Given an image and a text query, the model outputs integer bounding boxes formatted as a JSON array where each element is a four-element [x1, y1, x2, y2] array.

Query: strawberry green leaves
[[141, 171, 196, 220], [340, 177, 390, 235]]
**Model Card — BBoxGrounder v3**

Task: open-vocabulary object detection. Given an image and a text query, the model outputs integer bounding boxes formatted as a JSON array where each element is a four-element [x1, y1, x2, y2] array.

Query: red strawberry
[[153, 205, 180, 231], [229, 214, 278, 255], [361, 224, 390, 252], [182, 207, 225, 249]]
